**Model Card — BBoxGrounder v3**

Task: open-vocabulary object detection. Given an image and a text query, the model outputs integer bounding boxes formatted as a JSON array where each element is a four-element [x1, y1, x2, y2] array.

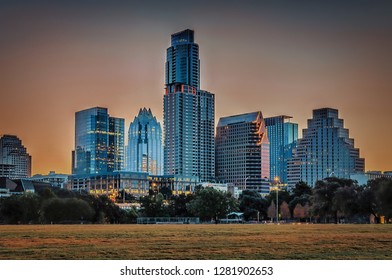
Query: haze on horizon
[[0, 0, 391, 175]]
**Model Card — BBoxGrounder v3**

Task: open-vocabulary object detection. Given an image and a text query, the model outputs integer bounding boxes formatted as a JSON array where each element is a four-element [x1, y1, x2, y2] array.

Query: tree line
[[0, 177, 391, 224], [0, 188, 136, 224]]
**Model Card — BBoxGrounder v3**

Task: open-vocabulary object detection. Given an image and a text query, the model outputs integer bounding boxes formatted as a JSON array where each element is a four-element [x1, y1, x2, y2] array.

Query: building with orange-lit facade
[[215, 111, 270, 194]]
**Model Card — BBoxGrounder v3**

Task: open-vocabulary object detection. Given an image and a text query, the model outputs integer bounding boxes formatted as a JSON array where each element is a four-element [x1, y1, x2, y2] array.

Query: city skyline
[[0, 1, 391, 174]]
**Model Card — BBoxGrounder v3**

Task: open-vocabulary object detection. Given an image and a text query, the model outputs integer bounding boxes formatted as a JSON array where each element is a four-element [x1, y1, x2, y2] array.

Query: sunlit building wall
[[215, 112, 270, 193], [287, 108, 365, 187], [127, 108, 163, 175]]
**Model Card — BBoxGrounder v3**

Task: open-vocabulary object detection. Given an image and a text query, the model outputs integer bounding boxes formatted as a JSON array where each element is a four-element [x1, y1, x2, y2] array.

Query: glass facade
[[163, 29, 215, 182], [72, 107, 124, 175], [0, 135, 31, 179], [215, 112, 270, 193], [265, 116, 298, 184], [127, 108, 163, 175], [166, 29, 200, 89], [287, 108, 365, 187]]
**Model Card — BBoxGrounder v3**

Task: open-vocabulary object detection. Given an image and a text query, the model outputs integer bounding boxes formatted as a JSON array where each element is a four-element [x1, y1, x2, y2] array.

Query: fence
[[137, 217, 200, 224]]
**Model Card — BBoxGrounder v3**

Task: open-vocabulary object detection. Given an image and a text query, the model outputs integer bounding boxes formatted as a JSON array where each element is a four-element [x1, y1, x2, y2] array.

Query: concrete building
[[163, 29, 215, 182], [350, 171, 392, 185], [0, 135, 31, 179], [31, 171, 69, 188], [215, 112, 270, 194], [288, 108, 365, 187]]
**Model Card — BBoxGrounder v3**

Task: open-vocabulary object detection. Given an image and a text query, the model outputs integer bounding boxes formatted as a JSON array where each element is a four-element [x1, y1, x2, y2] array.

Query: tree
[[187, 187, 238, 223], [289, 181, 312, 216], [140, 193, 169, 217], [239, 190, 268, 221], [0, 193, 40, 224], [359, 178, 392, 223], [332, 185, 360, 222], [267, 201, 276, 222], [293, 203, 305, 221], [41, 198, 94, 223], [280, 201, 290, 221], [169, 193, 194, 217], [291, 181, 312, 198], [311, 177, 356, 223]]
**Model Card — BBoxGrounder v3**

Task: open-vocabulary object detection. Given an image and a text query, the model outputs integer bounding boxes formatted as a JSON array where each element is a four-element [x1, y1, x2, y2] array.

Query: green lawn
[[0, 224, 391, 259]]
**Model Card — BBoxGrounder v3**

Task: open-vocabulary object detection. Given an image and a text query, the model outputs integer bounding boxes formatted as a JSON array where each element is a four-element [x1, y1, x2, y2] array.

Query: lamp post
[[274, 176, 280, 224], [244, 176, 250, 191]]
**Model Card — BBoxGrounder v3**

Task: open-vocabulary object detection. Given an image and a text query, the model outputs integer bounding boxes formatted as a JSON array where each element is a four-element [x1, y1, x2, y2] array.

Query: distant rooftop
[[217, 112, 262, 127]]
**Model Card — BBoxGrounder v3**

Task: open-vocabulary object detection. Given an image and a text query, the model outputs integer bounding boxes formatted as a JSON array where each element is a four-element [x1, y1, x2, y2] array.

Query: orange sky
[[0, 1, 391, 174]]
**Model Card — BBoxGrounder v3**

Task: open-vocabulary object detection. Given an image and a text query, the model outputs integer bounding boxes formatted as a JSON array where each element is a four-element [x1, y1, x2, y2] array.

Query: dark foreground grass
[[0, 224, 391, 259]]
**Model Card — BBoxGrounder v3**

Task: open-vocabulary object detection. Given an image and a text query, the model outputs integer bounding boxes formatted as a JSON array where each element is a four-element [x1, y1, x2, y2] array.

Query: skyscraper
[[166, 29, 200, 89], [265, 116, 298, 184], [72, 107, 124, 175], [0, 135, 31, 179], [287, 108, 365, 187], [127, 108, 163, 175], [163, 29, 215, 182], [215, 112, 270, 192]]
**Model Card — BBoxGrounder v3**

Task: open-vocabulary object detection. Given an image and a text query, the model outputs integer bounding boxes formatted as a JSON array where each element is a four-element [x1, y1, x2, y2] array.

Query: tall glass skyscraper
[[287, 108, 365, 187], [127, 108, 163, 175], [163, 29, 215, 182], [72, 107, 124, 175], [215, 112, 270, 192], [0, 135, 31, 179], [166, 29, 200, 89], [265, 116, 298, 184]]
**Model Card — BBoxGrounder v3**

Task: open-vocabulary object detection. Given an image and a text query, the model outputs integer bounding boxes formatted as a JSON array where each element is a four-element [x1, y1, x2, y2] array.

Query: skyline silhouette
[[0, 1, 391, 174]]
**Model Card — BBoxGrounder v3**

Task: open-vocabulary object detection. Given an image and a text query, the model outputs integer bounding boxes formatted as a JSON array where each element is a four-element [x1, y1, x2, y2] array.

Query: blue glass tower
[[127, 108, 163, 175], [265, 116, 298, 184], [163, 29, 215, 182], [166, 29, 200, 89], [287, 108, 365, 187], [72, 107, 124, 175]]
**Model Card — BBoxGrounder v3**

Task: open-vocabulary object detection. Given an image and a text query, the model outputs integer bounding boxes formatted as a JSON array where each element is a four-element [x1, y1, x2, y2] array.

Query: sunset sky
[[1, 0, 391, 175]]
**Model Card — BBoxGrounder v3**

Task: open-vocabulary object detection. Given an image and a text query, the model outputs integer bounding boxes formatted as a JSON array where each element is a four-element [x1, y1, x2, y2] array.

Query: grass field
[[0, 224, 391, 259]]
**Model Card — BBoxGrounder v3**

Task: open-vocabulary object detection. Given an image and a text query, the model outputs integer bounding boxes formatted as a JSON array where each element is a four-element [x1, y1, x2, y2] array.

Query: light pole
[[274, 176, 280, 224], [244, 176, 250, 190]]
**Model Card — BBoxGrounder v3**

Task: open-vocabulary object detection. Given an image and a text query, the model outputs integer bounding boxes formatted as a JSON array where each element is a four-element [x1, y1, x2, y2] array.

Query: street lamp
[[273, 176, 280, 224], [244, 176, 250, 190]]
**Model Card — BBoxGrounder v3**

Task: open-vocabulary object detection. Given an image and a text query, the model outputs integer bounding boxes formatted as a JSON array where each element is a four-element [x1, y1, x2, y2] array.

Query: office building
[[287, 108, 365, 187], [127, 108, 163, 175], [163, 29, 215, 182], [0, 135, 31, 179], [215, 112, 270, 194], [31, 171, 69, 188], [72, 107, 124, 175], [265, 116, 298, 184]]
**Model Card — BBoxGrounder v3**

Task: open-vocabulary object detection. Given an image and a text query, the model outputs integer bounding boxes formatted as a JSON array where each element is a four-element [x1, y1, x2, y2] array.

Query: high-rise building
[[163, 29, 215, 182], [287, 108, 365, 187], [127, 108, 163, 175], [72, 107, 124, 175], [0, 135, 31, 179], [265, 116, 298, 184], [215, 112, 270, 193], [166, 29, 200, 89]]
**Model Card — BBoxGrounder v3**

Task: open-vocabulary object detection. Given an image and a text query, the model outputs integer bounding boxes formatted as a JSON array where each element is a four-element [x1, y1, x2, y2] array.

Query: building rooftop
[[217, 112, 262, 127]]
